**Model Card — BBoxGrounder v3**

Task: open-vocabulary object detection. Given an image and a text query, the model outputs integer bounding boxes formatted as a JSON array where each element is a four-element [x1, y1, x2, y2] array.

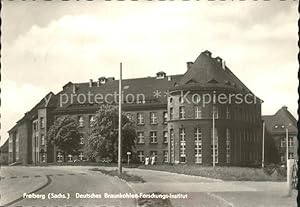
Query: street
[[0, 166, 297, 207], [0, 166, 136, 207]]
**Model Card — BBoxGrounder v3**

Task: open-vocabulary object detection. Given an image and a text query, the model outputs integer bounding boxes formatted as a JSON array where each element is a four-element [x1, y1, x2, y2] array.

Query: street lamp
[[127, 151, 131, 165]]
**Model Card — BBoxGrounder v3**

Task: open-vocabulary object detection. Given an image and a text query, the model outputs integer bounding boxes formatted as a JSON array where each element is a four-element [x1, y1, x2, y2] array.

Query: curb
[[1, 175, 52, 207], [126, 168, 224, 182]]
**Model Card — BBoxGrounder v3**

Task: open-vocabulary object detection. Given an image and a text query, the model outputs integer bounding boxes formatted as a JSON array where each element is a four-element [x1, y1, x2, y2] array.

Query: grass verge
[[137, 192, 173, 207], [139, 165, 286, 181], [89, 168, 146, 183]]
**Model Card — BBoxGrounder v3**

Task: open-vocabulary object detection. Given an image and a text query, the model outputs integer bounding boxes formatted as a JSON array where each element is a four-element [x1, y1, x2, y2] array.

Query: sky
[[1, 1, 298, 146]]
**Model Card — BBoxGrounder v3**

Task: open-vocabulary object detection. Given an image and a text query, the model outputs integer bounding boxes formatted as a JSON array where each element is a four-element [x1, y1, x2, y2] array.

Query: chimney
[[107, 77, 115, 82], [222, 60, 226, 70], [203, 50, 212, 57], [89, 79, 93, 87], [186, 62, 193, 70], [282, 106, 288, 111], [72, 84, 76, 94]]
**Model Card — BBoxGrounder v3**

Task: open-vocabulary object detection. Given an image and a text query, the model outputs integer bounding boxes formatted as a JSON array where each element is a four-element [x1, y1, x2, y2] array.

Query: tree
[[85, 104, 137, 162], [47, 115, 81, 162]]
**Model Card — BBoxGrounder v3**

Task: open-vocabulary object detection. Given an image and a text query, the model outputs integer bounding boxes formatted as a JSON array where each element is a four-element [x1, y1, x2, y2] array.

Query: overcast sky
[[1, 1, 298, 145]]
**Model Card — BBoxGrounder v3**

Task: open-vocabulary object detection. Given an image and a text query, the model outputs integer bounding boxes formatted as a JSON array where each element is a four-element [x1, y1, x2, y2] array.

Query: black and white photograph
[[0, 1, 298, 207]]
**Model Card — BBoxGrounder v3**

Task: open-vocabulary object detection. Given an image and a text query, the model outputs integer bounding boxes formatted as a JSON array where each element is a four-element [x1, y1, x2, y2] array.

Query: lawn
[[139, 164, 286, 181], [89, 168, 146, 183]]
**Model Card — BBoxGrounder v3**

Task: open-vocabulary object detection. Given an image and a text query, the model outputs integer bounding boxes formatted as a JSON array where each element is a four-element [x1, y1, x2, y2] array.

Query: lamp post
[[118, 63, 122, 174], [262, 121, 265, 168], [212, 105, 215, 168]]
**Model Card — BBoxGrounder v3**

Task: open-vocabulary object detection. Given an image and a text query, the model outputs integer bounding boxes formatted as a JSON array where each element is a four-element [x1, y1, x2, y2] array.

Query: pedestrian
[[151, 155, 155, 165], [145, 156, 149, 166]]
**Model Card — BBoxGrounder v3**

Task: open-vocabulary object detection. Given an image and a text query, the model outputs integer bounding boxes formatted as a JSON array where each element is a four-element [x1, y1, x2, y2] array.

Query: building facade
[[263, 106, 298, 164], [7, 50, 263, 166]]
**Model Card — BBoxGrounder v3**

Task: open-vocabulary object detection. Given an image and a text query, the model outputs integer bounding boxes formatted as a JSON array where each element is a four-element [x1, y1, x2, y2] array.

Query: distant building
[[263, 106, 298, 164], [8, 50, 263, 166], [0, 139, 8, 165]]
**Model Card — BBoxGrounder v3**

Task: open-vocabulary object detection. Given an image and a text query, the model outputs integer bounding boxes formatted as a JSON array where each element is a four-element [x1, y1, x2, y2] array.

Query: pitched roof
[[54, 74, 183, 110], [176, 51, 252, 93], [262, 106, 298, 134]]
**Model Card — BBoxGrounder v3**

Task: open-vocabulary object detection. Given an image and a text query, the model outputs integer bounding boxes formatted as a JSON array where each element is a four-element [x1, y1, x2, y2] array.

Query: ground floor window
[[289, 153, 294, 159], [211, 128, 218, 164], [41, 153, 46, 163], [79, 152, 84, 161], [137, 151, 144, 162], [194, 128, 202, 164], [226, 128, 230, 164], [163, 151, 168, 163], [170, 129, 174, 163], [68, 154, 73, 162], [280, 153, 285, 163], [57, 152, 63, 162]]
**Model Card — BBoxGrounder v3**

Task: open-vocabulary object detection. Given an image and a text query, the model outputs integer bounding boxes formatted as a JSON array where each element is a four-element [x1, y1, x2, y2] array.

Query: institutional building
[[262, 106, 298, 164], [7, 50, 264, 166]]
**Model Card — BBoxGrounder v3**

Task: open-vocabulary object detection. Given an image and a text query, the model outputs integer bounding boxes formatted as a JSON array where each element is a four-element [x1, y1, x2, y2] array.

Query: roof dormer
[[156, 71, 166, 79], [98, 77, 107, 86]]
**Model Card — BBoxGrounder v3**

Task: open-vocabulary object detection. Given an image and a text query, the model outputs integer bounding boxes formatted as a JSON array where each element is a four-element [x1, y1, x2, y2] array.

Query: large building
[[7, 50, 263, 166], [262, 106, 298, 164]]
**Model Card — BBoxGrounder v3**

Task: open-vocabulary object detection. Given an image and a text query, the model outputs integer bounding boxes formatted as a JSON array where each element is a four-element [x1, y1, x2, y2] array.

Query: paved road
[[0, 166, 136, 207], [0, 166, 297, 207]]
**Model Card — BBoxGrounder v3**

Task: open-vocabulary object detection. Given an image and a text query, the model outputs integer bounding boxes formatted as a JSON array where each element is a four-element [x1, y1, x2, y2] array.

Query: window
[[41, 153, 46, 163], [137, 113, 144, 125], [80, 136, 84, 145], [89, 115, 95, 127], [280, 153, 285, 163], [226, 106, 231, 119], [179, 96, 184, 104], [226, 128, 230, 164], [41, 134, 45, 146], [179, 107, 185, 119], [288, 153, 294, 159], [137, 132, 145, 144], [169, 108, 174, 120], [57, 152, 63, 162], [163, 151, 168, 163], [150, 112, 157, 124], [211, 128, 219, 164], [68, 154, 73, 162], [163, 112, 168, 124], [194, 128, 202, 164], [280, 138, 285, 147], [195, 106, 202, 119], [79, 152, 84, 161], [40, 117, 45, 129], [170, 129, 174, 163], [78, 116, 84, 127], [137, 151, 144, 162], [150, 151, 157, 162], [15, 135, 19, 161], [288, 137, 294, 147], [163, 131, 168, 143], [150, 131, 157, 143], [179, 128, 186, 163]]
